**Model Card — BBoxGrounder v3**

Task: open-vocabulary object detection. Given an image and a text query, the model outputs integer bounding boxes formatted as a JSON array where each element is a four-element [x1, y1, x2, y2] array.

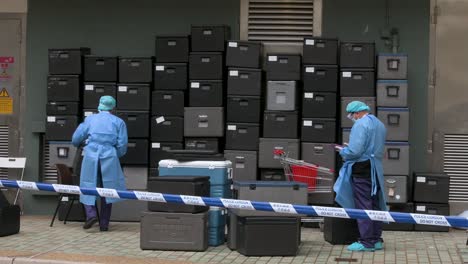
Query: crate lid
[[377, 80, 408, 84], [377, 107, 409, 111], [159, 159, 232, 168], [385, 141, 410, 146], [149, 176, 210, 182], [233, 180, 307, 188]]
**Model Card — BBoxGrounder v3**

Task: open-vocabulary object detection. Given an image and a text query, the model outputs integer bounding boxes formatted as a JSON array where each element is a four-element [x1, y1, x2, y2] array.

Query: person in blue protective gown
[[333, 101, 387, 251], [72, 95, 128, 231]]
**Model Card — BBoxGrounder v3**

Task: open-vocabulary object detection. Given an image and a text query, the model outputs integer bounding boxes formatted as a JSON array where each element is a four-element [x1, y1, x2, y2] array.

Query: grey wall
[[24, 0, 240, 214]]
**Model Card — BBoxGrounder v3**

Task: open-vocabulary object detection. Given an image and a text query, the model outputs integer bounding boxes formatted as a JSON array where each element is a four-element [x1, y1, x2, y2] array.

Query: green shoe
[[347, 242, 375, 252], [374, 241, 384, 250]]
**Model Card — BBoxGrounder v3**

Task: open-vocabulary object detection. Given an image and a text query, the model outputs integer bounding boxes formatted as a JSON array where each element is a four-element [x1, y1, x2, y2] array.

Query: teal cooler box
[[208, 207, 227, 246]]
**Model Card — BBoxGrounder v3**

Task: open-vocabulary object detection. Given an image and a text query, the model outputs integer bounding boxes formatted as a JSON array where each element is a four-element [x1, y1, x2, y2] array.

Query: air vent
[[443, 134, 468, 202], [42, 141, 58, 184], [0, 126, 8, 180]]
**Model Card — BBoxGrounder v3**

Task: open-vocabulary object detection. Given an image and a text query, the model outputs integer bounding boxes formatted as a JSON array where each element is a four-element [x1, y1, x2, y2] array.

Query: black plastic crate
[[83, 82, 116, 109], [47, 75, 81, 102], [189, 52, 223, 80], [48, 48, 90, 75], [155, 35, 189, 63], [227, 68, 262, 96], [151, 116, 184, 142], [226, 40, 262, 68], [151, 90, 185, 117], [116, 83, 151, 111], [302, 92, 337, 118], [226, 96, 262, 123], [84, 56, 118, 82], [303, 65, 338, 93], [225, 123, 260, 151], [303, 37, 338, 65], [116, 111, 150, 138], [120, 139, 149, 165], [191, 25, 231, 52], [264, 54, 301, 81], [301, 118, 336, 143], [118, 57, 153, 83], [340, 42, 375, 68], [154, 63, 187, 91], [46, 102, 80, 116], [263, 111, 298, 139]]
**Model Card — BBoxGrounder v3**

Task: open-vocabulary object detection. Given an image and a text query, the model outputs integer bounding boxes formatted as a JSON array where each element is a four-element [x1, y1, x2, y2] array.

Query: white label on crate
[[410, 213, 451, 227], [270, 203, 297, 214], [220, 198, 255, 210], [156, 116, 165, 124], [305, 39, 315, 45], [118, 86, 128, 92], [342, 72, 352, 78], [312, 206, 350, 218], [152, 143, 161, 149], [416, 206, 426, 212], [58, 148, 67, 156], [191, 82, 200, 88], [52, 184, 81, 195], [85, 85, 94, 91], [84, 111, 93, 117], [96, 188, 120, 199], [61, 196, 69, 202], [181, 195, 206, 206], [17, 181, 39, 191], [416, 176, 426, 183], [305, 67, 315, 73], [364, 210, 395, 222], [303, 120, 313, 127], [47, 116, 56, 122], [227, 125, 237, 131], [228, 42, 238, 48], [304, 93, 314, 99], [268, 56, 278, 62], [229, 70, 239, 76], [155, 65, 165, 71], [134, 191, 166, 203]]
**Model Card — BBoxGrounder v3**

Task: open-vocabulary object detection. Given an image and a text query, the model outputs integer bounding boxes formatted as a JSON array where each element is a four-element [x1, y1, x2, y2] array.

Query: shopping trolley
[[273, 149, 336, 228]]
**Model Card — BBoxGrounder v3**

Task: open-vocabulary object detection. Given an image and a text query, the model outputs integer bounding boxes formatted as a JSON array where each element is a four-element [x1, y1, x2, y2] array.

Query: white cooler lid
[[158, 159, 232, 169]]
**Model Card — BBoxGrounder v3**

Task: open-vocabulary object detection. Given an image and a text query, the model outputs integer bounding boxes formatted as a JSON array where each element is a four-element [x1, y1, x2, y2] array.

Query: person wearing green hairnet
[[333, 101, 388, 251], [72, 95, 128, 231]]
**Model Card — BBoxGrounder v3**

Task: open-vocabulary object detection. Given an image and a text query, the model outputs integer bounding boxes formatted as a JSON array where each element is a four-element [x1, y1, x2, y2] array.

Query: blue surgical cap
[[346, 101, 370, 113], [98, 95, 116, 111]]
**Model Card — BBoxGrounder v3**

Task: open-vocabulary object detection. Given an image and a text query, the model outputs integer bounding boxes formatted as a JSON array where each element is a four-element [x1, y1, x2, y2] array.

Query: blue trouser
[[352, 177, 383, 248], [84, 199, 112, 229]]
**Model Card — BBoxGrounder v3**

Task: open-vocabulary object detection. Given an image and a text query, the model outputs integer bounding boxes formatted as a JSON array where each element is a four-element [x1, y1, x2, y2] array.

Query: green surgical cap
[[98, 95, 116, 111], [346, 101, 370, 113]]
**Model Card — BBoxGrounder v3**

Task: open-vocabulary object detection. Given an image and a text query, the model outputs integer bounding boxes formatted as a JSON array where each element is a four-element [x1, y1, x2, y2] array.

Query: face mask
[[347, 113, 357, 122]]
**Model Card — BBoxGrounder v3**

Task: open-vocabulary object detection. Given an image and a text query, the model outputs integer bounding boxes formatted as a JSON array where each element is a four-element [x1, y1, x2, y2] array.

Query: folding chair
[[0, 157, 27, 206]]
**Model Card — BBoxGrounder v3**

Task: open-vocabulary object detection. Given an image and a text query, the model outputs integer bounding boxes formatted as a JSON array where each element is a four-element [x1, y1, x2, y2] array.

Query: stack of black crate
[[223, 40, 263, 182], [150, 35, 189, 175], [258, 54, 301, 180]]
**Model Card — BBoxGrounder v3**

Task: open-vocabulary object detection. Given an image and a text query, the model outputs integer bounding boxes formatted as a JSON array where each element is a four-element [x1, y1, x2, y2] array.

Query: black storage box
[[151, 116, 184, 142], [413, 172, 449, 204], [48, 48, 90, 75], [302, 92, 337, 118], [260, 169, 286, 181], [116, 111, 150, 138], [120, 139, 149, 165], [237, 216, 300, 256], [84, 56, 118, 82], [191, 25, 231, 52], [152, 90, 185, 117], [83, 82, 116, 109], [189, 52, 223, 80], [227, 95, 262, 123], [116, 84, 151, 111], [226, 40, 262, 68], [58, 201, 85, 222], [154, 63, 187, 91], [46, 115, 79, 141], [225, 123, 260, 151], [301, 118, 336, 143], [0, 191, 20, 237], [340, 69, 375, 96], [227, 68, 262, 96], [303, 37, 338, 65], [265, 54, 301, 81], [185, 138, 219, 152], [47, 75, 81, 102], [383, 203, 414, 231], [155, 35, 189, 63], [340, 42, 375, 68], [189, 80, 223, 107], [324, 217, 360, 245], [414, 203, 450, 232], [263, 111, 298, 139], [46, 102, 80, 116], [149, 142, 182, 168], [148, 176, 210, 213], [118, 57, 153, 83], [303, 65, 338, 93]]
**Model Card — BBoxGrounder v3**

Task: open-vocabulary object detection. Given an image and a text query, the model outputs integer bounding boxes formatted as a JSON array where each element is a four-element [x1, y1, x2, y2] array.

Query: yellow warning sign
[[0, 88, 12, 114]]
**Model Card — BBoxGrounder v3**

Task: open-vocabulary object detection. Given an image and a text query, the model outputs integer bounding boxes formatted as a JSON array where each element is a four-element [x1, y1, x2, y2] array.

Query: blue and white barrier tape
[[1, 180, 467, 228]]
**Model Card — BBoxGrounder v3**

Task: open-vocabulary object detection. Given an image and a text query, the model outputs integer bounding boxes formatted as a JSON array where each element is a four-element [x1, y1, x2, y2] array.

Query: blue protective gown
[[72, 111, 128, 205], [333, 114, 388, 211]]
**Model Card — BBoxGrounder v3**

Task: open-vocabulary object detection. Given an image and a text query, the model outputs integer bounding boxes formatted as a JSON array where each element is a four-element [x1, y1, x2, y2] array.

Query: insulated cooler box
[[48, 48, 90, 75], [147, 176, 210, 213], [208, 207, 227, 246], [303, 37, 338, 65], [377, 53, 408, 79], [47, 75, 81, 102], [377, 80, 408, 107], [302, 92, 337, 118], [341, 97, 376, 128], [48, 141, 78, 168], [140, 211, 208, 251], [83, 83, 116, 109], [303, 65, 338, 93], [340, 69, 375, 96], [339, 42, 375, 68], [185, 138, 219, 152], [155, 35, 189, 63], [116, 84, 151, 111], [383, 142, 409, 175], [149, 142, 181, 167], [151, 116, 184, 142], [46, 102, 80, 116], [301, 118, 336, 143], [84, 56, 118, 82], [189, 52, 223, 80], [225, 123, 260, 150], [266, 81, 298, 111], [263, 111, 298, 138], [151, 90, 185, 117], [110, 200, 148, 222], [120, 139, 149, 165], [226, 41, 262, 68], [383, 203, 414, 231], [123, 166, 148, 190], [189, 80, 223, 107], [224, 150, 258, 181], [384, 175, 408, 203], [258, 138, 300, 168], [118, 57, 153, 83], [116, 111, 150, 138], [324, 217, 360, 245], [377, 107, 410, 141], [227, 68, 262, 96], [413, 172, 449, 204], [46, 116, 79, 141], [184, 107, 224, 137], [227, 95, 262, 123], [265, 54, 301, 81], [158, 160, 232, 198], [414, 203, 450, 232], [154, 63, 187, 91], [191, 25, 231, 52]]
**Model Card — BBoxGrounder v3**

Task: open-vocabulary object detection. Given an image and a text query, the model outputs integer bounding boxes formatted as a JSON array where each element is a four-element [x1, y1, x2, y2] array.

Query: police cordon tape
[[1, 179, 467, 228]]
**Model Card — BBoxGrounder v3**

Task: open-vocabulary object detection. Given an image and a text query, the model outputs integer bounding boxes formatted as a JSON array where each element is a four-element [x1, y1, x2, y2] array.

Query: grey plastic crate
[[224, 150, 258, 181], [232, 181, 308, 217], [384, 175, 408, 204], [110, 199, 148, 222], [48, 141, 77, 168], [341, 97, 376, 128], [377, 107, 410, 141], [140, 211, 209, 251], [184, 107, 224, 137], [266, 81, 298, 111], [377, 53, 408, 79], [377, 80, 408, 107], [382, 142, 409, 175], [301, 143, 336, 169], [123, 166, 148, 190], [258, 138, 300, 168]]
